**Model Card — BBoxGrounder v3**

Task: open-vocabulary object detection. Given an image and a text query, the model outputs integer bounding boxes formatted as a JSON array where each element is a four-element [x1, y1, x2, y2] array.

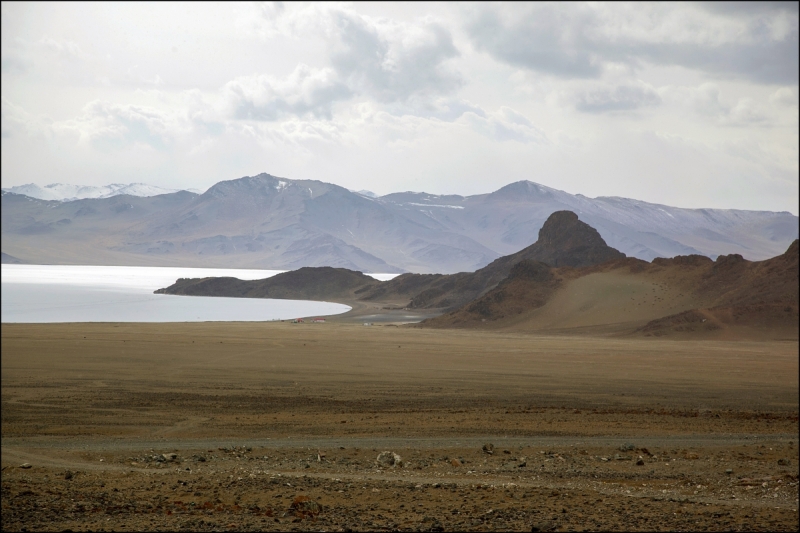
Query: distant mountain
[[1, 182, 201, 202], [1, 252, 25, 264], [154, 211, 798, 339], [1, 173, 797, 273], [156, 210, 626, 312], [357, 210, 625, 310], [379, 181, 798, 262]]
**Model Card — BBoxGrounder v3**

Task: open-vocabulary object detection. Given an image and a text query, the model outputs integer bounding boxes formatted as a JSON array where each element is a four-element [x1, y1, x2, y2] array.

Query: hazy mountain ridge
[[2, 173, 797, 272], [1, 182, 202, 201], [156, 210, 625, 312], [380, 181, 797, 262], [356, 210, 626, 310]]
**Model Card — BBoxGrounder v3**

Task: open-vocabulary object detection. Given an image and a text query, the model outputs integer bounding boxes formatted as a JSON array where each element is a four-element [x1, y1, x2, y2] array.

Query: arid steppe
[[2, 322, 798, 531]]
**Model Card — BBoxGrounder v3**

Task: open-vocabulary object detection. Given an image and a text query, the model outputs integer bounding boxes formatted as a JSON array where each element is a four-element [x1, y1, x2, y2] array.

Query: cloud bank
[[1, 2, 797, 214]]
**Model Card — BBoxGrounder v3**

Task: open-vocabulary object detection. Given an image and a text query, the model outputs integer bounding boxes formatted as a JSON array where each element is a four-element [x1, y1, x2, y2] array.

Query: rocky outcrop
[[368, 210, 625, 310], [156, 267, 381, 300], [518, 210, 626, 268], [159, 210, 625, 313]]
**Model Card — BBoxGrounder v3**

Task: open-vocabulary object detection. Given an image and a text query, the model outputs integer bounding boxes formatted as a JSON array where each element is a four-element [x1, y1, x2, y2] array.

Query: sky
[[1, 2, 798, 214]]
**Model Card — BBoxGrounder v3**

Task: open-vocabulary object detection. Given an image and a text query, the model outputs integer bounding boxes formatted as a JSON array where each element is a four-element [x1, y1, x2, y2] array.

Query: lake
[[1, 265, 397, 323]]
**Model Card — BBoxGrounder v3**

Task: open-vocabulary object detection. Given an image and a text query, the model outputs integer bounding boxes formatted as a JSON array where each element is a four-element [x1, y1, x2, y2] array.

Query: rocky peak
[[203, 173, 282, 198], [520, 210, 625, 268], [538, 211, 581, 245]]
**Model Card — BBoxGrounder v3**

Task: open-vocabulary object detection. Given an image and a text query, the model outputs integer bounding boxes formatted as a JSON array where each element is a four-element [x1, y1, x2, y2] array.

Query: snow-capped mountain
[[379, 180, 798, 263], [2, 174, 797, 272], [0, 183, 202, 202]]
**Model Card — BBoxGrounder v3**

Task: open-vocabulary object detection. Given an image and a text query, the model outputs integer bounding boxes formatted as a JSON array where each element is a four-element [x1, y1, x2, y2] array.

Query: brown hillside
[[423, 239, 798, 339], [431, 260, 562, 328]]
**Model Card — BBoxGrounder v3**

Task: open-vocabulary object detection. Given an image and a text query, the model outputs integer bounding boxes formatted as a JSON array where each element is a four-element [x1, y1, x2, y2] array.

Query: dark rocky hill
[[155, 267, 380, 300], [158, 210, 625, 311], [424, 237, 798, 337], [357, 210, 624, 310]]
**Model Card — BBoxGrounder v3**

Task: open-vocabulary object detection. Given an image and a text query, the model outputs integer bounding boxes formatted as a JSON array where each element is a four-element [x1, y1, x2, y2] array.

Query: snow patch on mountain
[[408, 203, 465, 209]]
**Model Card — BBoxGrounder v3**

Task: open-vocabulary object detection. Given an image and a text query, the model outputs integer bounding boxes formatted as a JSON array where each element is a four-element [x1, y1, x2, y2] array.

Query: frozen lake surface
[[1, 265, 396, 323]]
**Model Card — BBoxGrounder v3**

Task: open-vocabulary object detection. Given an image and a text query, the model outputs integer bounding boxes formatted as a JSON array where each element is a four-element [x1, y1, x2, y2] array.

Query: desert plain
[[1, 320, 798, 532]]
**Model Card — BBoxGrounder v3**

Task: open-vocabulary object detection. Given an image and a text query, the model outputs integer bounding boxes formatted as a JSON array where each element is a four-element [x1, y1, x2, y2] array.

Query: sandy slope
[[427, 240, 798, 340], [507, 271, 702, 332]]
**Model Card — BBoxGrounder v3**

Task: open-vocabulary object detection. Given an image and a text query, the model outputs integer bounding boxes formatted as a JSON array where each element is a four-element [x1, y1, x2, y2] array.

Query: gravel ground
[[2, 323, 798, 531], [3, 436, 798, 531]]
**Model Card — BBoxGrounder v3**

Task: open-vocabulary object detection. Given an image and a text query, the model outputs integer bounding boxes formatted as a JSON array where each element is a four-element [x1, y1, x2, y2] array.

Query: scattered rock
[[636, 457, 645, 466], [376, 451, 403, 468], [619, 443, 635, 452], [725, 469, 733, 475], [19, 463, 32, 469], [482, 443, 494, 455], [290, 495, 322, 518], [64, 470, 73, 480], [450, 458, 463, 467], [777, 458, 789, 465]]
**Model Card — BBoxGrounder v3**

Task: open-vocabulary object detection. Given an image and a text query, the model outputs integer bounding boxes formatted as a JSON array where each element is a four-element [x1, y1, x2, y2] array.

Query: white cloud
[[73, 101, 189, 150], [575, 81, 662, 113], [223, 65, 351, 121], [1, 2, 797, 215], [328, 11, 462, 103], [459, 106, 548, 144], [660, 83, 774, 126], [464, 3, 799, 84], [1, 98, 38, 138], [37, 35, 89, 61], [770, 86, 799, 106], [250, 4, 463, 108]]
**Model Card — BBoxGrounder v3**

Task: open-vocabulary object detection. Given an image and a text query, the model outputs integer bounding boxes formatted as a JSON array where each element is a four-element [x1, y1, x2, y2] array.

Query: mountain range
[[1, 182, 202, 202], [2, 173, 797, 273], [158, 210, 627, 311], [156, 210, 799, 339]]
